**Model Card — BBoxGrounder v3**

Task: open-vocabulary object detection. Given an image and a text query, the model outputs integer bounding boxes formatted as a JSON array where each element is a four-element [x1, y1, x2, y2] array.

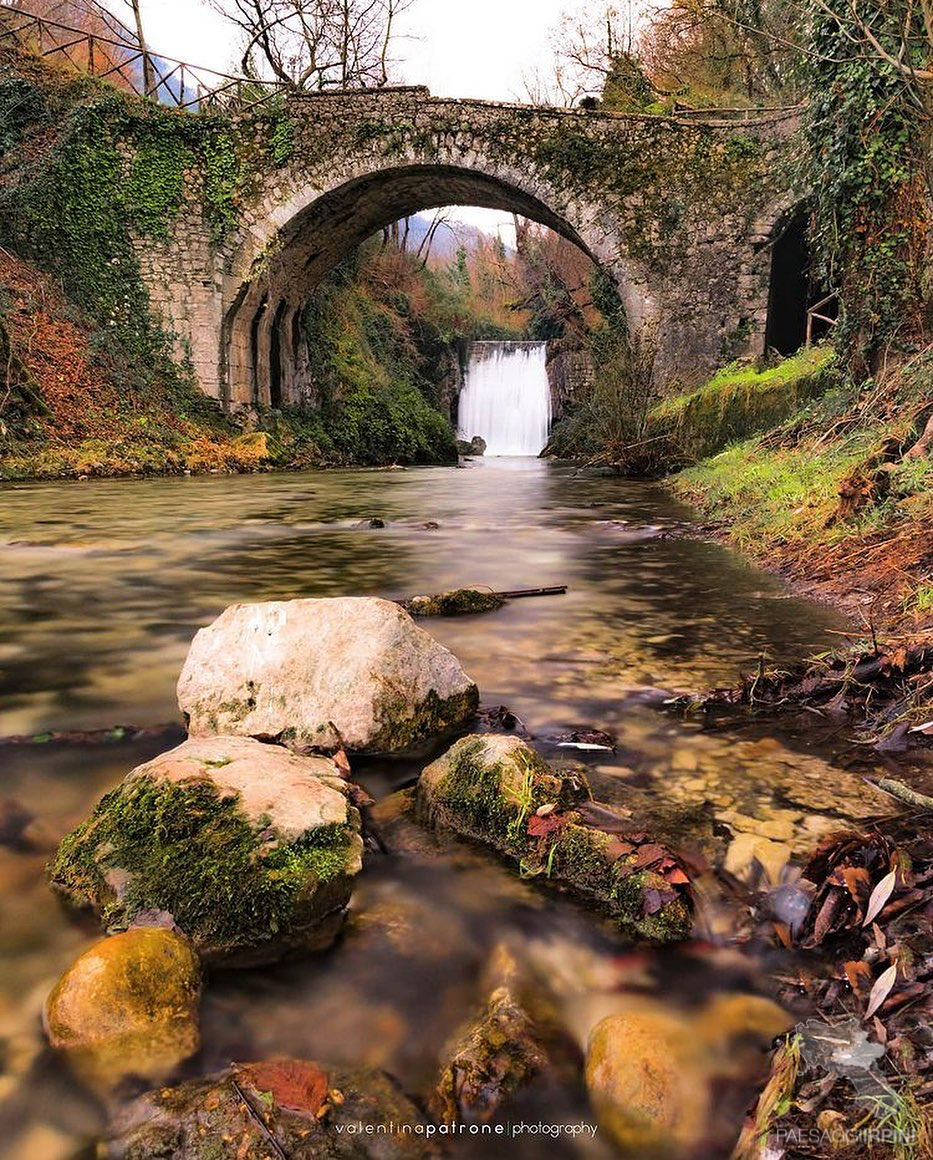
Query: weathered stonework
[[546, 340, 595, 420], [133, 88, 799, 408]]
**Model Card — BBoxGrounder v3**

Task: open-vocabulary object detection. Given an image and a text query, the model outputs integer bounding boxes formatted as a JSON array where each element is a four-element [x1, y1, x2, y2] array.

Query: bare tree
[[126, 0, 154, 94], [416, 208, 454, 266], [522, 2, 642, 105], [209, 0, 414, 90]]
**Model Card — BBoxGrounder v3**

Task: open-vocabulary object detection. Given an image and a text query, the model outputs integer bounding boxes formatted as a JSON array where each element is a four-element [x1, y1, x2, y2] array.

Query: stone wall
[[129, 88, 800, 408], [546, 341, 595, 420]]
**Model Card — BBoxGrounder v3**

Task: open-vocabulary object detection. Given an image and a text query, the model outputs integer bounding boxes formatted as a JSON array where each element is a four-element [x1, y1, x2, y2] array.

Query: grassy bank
[[661, 347, 933, 637]]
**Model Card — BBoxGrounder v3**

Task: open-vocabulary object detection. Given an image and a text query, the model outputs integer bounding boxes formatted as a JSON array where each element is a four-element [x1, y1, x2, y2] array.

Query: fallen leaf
[[840, 866, 870, 905], [643, 888, 663, 915], [527, 813, 565, 838], [605, 838, 634, 862], [809, 889, 845, 944], [909, 720, 933, 734], [864, 963, 898, 1021], [239, 1060, 329, 1116], [844, 960, 872, 996], [862, 869, 898, 927], [633, 843, 667, 869]]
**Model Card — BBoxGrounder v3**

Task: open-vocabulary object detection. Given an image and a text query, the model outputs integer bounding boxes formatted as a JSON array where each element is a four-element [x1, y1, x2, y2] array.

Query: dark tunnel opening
[[765, 210, 836, 356]]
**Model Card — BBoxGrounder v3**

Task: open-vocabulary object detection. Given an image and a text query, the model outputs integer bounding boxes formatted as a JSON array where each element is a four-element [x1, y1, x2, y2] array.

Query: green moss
[[49, 775, 356, 957], [286, 255, 461, 467], [369, 685, 479, 755], [553, 825, 612, 882], [651, 346, 836, 465], [612, 869, 692, 942], [431, 738, 552, 852], [402, 589, 506, 617]]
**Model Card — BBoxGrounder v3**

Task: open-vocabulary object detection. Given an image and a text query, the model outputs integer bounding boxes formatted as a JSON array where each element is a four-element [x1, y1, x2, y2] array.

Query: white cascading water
[[458, 341, 552, 456]]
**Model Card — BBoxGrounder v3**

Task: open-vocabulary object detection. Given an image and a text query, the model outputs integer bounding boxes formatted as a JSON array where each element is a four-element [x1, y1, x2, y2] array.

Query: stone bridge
[[136, 87, 801, 408]]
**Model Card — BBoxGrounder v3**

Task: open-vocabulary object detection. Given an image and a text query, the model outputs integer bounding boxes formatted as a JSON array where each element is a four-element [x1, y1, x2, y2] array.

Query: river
[[0, 460, 900, 1158]]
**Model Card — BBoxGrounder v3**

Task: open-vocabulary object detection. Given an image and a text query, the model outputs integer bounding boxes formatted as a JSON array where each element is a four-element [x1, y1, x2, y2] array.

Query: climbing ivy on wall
[[0, 66, 298, 357], [803, 1, 931, 366]]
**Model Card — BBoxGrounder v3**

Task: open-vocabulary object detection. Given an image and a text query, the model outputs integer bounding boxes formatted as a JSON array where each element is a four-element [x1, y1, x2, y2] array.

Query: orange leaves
[[237, 1060, 330, 1117]]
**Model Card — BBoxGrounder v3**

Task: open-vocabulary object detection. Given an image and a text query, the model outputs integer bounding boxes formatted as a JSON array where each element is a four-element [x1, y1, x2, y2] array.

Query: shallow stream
[[0, 460, 916, 1158]]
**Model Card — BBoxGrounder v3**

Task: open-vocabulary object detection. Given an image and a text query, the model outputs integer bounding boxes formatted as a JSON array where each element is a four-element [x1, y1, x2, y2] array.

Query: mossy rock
[[431, 946, 546, 1125], [402, 588, 505, 618], [418, 736, 692, 942], [48, 736, 363, 966], [103, 1059, 434, 1159]]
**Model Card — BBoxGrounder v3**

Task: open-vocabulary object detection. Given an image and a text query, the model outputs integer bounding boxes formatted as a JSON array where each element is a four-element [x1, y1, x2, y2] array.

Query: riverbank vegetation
[[549, 0, 933, 656], [673, 347, 933, 633]]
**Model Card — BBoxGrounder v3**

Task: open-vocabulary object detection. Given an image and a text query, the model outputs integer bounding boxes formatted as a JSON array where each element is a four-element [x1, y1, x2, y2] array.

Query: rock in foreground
[[178, 597, 478, 755], [419, 735, 692, 942], [49, 736, 363, 966], [103, 1059, 432, 1159], [585, 995, 792, 1158], [44, 927, 200, 1091], [431, 946, 546, 1125]]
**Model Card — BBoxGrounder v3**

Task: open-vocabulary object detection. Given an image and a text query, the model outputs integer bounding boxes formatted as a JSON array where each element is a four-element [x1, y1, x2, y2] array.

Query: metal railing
[[0, 4, 287, 111]]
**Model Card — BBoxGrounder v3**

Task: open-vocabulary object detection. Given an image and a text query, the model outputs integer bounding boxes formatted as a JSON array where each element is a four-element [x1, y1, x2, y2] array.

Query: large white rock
[[177, 597, 479, 755]]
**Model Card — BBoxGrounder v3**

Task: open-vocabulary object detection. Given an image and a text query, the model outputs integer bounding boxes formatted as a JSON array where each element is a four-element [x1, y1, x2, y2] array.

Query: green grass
[[651, 346, 835, 465], [673, 434, 867, 551]]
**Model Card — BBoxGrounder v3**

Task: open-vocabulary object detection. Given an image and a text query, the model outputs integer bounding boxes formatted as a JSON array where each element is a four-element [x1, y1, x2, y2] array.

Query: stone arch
[[220, 162, 649, 408]]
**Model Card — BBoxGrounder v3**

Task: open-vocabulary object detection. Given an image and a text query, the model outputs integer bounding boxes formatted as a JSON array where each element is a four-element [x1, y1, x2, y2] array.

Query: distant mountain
[[396, 213, 515, 263]]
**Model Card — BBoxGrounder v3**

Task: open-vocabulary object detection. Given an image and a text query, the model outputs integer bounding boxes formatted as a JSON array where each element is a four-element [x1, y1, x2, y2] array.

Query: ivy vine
[[803, 0, 930, 365]]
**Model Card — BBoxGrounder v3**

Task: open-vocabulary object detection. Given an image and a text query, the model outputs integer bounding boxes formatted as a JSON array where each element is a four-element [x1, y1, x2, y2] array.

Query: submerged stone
[[48, 736, 363, 966], [585, 994, 792, 1158], [431, 946, 546, 1125], [177, 597, 479, 755], [418, 735, 692, 942], [103, 1059, 432, 1159], [44, 928, 200, 1091]]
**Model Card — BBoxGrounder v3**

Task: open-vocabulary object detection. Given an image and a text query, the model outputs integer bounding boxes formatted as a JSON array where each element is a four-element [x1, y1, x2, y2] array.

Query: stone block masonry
[[131, 86, 801, 408]]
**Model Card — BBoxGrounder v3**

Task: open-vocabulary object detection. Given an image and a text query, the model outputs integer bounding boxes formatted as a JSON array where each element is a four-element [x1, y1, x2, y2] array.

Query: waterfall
[[458, 341, 552, 456]]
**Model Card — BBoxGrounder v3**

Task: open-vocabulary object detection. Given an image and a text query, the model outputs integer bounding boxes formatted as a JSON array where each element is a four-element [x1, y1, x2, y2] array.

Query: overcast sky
[[102, 0, 576, 238], [103, 0, 571, 100]]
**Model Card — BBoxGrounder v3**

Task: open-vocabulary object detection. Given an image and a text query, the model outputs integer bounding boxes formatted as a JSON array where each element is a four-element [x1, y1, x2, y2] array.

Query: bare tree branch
[[208, 0, 415, 90]]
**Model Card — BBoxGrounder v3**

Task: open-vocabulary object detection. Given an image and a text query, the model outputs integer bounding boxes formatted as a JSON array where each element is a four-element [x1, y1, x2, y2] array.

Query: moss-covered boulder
[[44, 927, 200, 1091], [49, 736, 363, 966], [177, 597, 479, 755], [103, 1059, 433, 1159], [402, 588, 505, 618], [418, 736, 692, 942]]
